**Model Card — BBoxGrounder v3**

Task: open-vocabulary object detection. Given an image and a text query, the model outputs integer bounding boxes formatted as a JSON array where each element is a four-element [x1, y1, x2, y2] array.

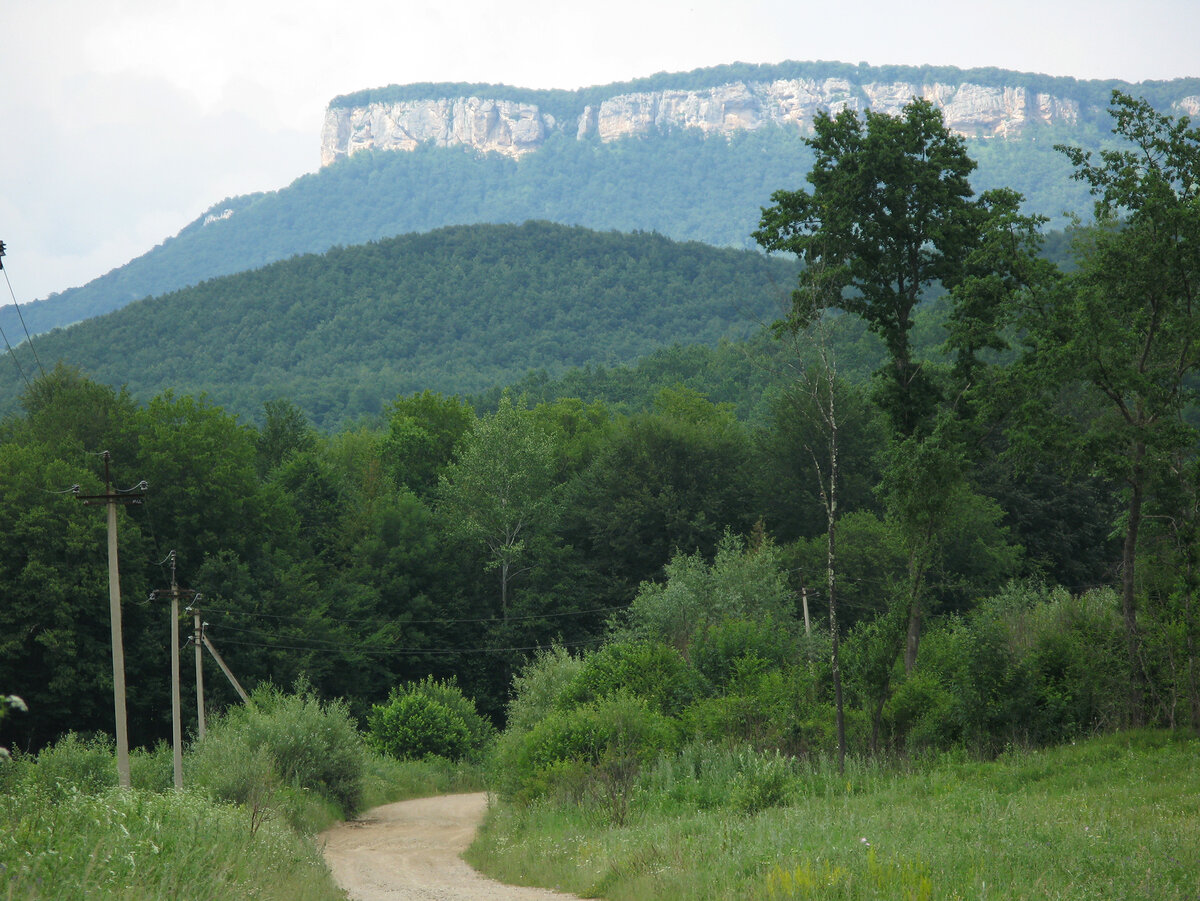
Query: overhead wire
[[1, 264, 46, 379], [206, 601, 630, 628], [209, 633, 606, 657]]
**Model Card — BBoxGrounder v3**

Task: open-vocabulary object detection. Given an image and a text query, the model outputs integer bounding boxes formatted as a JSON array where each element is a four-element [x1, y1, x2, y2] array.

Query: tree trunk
[[1122, 441, 1146, 725], [826, 404, 846, 774]]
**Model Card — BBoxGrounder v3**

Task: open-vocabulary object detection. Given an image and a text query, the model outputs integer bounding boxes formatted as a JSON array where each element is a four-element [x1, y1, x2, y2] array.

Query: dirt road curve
[[320, 792, 579, 901]]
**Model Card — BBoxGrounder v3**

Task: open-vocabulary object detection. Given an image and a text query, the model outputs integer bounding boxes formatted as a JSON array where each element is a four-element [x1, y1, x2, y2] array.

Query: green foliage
[[0, 222, 799, 426], [19, 732, 116, 799], [619, 532, 797, 652], [492, 694, 678, 807], [367, 677, 494, 763], [505, 644, 585, 736], [188, 683, 367, 820], [369, 693, 471, 762], [558, 641, 706, 717], [756, 98, 983, 437]]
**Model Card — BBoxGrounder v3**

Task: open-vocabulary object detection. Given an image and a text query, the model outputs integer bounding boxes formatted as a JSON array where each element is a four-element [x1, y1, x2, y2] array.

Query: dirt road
[[320, 792, 579, 901]]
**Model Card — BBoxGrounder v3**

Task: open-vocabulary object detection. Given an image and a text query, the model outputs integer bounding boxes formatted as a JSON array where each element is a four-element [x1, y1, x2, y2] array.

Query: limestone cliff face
[[321, 98, 555, 166], [575, 79, 1079, 142], [318, 74, 1155, 166]]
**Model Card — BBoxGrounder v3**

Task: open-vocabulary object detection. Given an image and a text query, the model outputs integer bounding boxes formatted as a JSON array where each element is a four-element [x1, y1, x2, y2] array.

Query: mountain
[[6, 60, 1197, 341], [0, 222, 799, 426]]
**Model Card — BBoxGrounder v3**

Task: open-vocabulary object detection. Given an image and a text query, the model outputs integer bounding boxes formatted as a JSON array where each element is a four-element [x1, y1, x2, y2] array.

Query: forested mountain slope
[[7, 60, 1196, 339], [0, 222, 799, 426]]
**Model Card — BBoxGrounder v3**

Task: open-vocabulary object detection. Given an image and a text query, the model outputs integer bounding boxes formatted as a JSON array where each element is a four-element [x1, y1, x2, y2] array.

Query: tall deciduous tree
[[755, 98, 1006, 673], [1019, 92, 1200, 721], [437, 394, 559, 616], [754, 97, 980, 438]]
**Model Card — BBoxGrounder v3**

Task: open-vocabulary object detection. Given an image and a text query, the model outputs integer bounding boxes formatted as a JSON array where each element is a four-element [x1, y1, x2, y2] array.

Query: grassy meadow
[[467, 730, 1200, 900]]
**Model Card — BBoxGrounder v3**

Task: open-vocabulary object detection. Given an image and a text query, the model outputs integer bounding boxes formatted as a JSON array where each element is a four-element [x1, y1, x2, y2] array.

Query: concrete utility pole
[[187, 599, 206, 739], [77, 452, 146, 789], [150, 552, 194, 790]]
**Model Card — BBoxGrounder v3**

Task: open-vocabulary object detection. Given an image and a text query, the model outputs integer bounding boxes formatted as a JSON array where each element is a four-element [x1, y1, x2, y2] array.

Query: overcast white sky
[[2, 0, 1197, 302]]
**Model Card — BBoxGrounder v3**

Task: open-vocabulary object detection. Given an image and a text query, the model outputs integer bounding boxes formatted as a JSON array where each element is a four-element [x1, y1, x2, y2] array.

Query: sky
[[2, 0, 1198, 303]]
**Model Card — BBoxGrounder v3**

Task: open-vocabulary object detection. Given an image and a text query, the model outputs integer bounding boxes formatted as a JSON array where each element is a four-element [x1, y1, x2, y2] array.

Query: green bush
[[558, 640, 707, 716], [24, 732, 116, 799], [620, 533, 797, 652], [728, 749, 798, 814], [188, 682, 367, 820], [691, 616, 797, 689], [367, 677, 494, 762], [505, 643, 584, 735], [370, 693, 471, 761], [682, 662, 836, 756], [129, 740, 175, 792], [495, 694, 679, 806]]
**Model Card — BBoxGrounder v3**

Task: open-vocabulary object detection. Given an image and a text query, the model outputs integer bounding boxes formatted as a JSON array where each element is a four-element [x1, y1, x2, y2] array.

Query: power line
[[206, 601, 629, 628], [210, 634, 605, 656], [1, 265, 46, 380]]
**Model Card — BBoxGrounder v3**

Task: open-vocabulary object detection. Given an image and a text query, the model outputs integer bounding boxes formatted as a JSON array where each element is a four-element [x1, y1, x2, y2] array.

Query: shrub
[[728, 748, 798, 814], [558, 640, 707, 716], [367, 677, 494, 762], [495, 694, 679, 811], [188, 682, 367, 820], [620, 532, 797, 652], [691, 616, 798, 689], [505, 643, 584, 735], [25, 732, 116, 799], [370, 693, 471, 761]]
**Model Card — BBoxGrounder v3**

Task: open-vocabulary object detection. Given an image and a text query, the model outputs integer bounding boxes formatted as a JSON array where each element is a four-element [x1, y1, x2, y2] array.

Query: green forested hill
[[0, 222, 799, 425]]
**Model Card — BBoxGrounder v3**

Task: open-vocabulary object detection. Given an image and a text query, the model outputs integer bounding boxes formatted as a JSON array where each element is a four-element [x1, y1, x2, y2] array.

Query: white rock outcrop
[[319, 78, 1088, 166], [321, 97, 554, 166]]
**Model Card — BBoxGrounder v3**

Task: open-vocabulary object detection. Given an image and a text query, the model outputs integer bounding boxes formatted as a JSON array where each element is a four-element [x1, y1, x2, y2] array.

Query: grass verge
[[466, 730, 1200, 900], [0, 785, 341, 900]]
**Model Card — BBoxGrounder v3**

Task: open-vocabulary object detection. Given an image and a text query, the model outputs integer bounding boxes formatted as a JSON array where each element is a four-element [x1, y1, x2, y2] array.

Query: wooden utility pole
[[77, 452, 146, 789], [151, 552, 194, 790]]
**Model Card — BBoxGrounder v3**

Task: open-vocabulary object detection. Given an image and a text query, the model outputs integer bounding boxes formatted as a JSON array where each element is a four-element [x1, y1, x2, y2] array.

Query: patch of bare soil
[[319, 792, 579, 901]]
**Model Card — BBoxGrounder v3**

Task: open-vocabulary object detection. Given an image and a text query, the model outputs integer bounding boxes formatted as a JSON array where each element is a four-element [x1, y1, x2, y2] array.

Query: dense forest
[[1, 91, 1197, 787], [0, 223, 799, 427], [16, 57, 1184, 339]]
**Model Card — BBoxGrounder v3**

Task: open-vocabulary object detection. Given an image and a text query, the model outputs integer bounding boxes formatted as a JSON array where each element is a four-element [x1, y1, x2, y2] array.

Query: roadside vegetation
[[469, 730, 1199, 900], [0, 681, 486, 899]]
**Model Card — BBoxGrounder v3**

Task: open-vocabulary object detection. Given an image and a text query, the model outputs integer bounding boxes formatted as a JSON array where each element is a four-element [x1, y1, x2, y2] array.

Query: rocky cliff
[[322, 67, 1199, 166]]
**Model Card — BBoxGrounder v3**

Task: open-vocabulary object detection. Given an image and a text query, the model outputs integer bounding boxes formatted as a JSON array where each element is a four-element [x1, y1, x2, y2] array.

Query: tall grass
[[467, 730, 1200, 900], [0, 682, 486, 900], [0, 784, 341, 900]]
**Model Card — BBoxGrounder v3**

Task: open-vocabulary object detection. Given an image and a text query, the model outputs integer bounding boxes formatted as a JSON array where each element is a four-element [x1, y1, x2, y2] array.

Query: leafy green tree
[[437, 394, 559, 616], [755, 99, 1041, 674], [380, 391, 475, 495], [1015, 92, 1200, 721], [754, 97, 980, 438], [562, 388, 757, 607], [255, 398, 316, 476]]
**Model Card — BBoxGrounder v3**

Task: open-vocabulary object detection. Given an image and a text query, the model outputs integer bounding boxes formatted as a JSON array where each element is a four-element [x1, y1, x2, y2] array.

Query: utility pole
[[77, 452, 146, 789], [150, 552, 194, 790], [186, 598, 206, 739]]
